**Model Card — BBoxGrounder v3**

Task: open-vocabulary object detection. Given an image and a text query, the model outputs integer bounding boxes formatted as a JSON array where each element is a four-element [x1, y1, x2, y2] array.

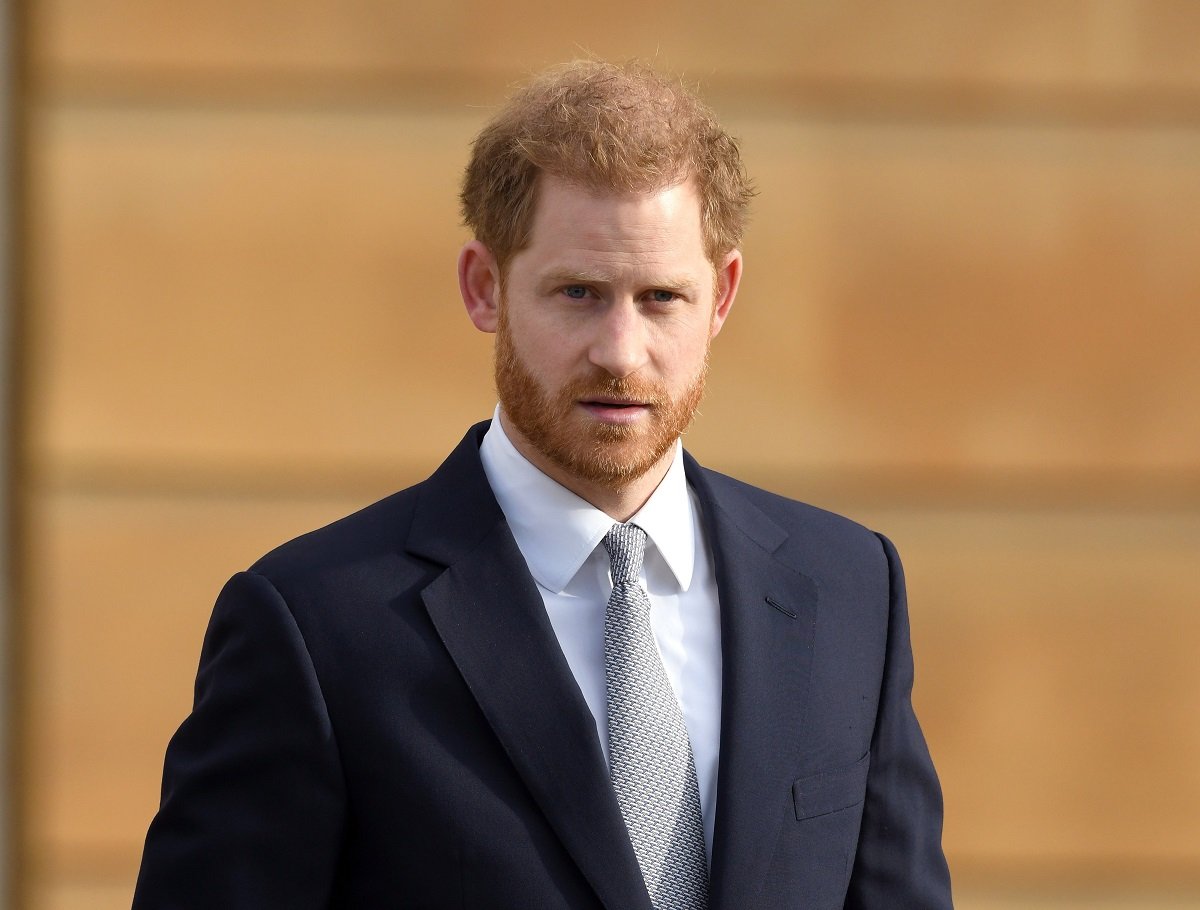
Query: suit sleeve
[[843, 534, 954, 909], [132, 570, 346, 909]]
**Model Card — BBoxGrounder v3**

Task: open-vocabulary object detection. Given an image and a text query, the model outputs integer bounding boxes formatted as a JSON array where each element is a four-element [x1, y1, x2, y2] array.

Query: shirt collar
[[479, 406, 696, 594]]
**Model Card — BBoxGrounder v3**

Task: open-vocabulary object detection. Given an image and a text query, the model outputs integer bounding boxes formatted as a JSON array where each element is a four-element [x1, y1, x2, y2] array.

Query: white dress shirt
[[479, 408, 724, 856]]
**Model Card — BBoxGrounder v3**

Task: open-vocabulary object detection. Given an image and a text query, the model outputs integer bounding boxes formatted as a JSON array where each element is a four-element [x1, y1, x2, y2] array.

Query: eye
[[562, 285, 589, 300], [648, 289, 678, 303]]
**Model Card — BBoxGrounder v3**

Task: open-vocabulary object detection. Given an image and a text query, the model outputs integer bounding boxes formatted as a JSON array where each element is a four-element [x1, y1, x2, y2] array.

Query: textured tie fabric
[[603, 523, 709, 910]]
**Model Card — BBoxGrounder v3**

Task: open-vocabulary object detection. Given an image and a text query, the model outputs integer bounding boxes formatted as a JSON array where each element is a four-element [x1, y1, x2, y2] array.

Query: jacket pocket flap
[[792, 752, 870, 821]]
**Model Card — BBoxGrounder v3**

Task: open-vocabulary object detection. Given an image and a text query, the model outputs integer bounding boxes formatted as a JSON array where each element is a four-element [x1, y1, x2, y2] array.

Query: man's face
[[492, 175, 736, 491]]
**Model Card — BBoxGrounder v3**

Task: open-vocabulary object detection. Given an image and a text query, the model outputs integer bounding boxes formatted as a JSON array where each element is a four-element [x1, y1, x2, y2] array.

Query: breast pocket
[[792, 751, 870, 821]]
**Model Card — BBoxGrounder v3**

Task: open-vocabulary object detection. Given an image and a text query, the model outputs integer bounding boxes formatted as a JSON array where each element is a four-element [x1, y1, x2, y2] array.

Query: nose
[[588, 299, 650, 379]]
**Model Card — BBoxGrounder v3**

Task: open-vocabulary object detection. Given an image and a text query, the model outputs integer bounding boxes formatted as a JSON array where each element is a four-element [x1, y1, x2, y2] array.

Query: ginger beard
[[494, 303, 710, 491]]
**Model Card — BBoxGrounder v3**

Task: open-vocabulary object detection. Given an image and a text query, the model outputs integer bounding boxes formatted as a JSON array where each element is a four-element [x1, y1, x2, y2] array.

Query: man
[[134, 61, 953, 909]]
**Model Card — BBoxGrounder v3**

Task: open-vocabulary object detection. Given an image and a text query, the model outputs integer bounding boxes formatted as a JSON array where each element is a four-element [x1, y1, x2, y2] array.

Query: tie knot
[[603, 523, 647, 585]]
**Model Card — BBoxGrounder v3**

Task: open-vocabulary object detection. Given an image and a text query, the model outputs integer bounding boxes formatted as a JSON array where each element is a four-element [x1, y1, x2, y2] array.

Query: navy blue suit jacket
[[134, 422, 953, 908]]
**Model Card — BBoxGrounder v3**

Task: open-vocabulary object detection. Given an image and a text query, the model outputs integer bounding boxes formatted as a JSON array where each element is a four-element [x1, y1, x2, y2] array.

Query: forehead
[[519, 175, 708, 270]]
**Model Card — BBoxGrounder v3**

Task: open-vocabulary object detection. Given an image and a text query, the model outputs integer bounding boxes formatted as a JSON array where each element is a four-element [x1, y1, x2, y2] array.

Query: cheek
[[507, 319, 584, 379], [654, 326, 712, 375]]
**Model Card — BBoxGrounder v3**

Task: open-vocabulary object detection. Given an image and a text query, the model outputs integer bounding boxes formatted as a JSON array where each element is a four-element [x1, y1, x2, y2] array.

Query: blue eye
[[563, 286, 588, 299], [649, 290, 676, 303]]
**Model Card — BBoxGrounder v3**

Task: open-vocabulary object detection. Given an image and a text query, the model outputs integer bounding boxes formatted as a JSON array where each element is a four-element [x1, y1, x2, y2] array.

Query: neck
[[498, 412, 674, 523]]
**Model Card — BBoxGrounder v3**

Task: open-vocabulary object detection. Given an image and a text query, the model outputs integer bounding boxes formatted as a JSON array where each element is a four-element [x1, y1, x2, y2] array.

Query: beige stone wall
[[16, 2, 1200, 906]]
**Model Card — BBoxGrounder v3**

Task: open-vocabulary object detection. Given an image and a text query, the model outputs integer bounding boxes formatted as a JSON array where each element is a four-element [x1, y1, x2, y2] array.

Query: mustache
[[560, 373, 667, 406]]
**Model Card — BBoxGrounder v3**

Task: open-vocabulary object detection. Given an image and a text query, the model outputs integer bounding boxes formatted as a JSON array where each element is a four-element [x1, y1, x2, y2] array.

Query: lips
[[578, 398, 652, 424], [582, 398, 646, 408]]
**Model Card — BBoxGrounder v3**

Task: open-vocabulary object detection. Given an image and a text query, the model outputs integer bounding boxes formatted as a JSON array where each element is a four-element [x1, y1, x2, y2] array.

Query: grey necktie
[[603, 523, 709, 910]]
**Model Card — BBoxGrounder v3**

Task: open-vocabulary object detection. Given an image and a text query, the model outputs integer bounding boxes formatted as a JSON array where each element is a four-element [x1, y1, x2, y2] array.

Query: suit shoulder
[[696, 465, 886, 558], [247, 482, 423, 584]]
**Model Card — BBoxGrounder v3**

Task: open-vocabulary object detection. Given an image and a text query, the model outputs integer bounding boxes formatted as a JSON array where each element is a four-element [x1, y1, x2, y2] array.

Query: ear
[[458, 240, 502, 333], [709, 248, 742, 339]]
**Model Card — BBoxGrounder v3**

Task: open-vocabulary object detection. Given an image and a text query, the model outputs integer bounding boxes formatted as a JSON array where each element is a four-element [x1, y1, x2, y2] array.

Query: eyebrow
[[540, 269, 699, 291], [541, 268, 618, 285]]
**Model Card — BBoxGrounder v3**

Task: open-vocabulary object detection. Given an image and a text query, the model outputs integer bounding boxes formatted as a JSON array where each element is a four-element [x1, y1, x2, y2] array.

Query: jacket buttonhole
[[765, 595, 797, 619]]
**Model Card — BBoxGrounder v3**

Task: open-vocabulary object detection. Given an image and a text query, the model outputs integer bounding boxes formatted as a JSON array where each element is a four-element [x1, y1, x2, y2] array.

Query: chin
[[544, 430, 673, 490]]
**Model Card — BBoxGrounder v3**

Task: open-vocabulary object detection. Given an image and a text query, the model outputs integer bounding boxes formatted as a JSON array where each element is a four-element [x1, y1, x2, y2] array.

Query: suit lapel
[[406, 427, 817, 908], [686, 457, 820, 910], [409, 425, 652, 910]]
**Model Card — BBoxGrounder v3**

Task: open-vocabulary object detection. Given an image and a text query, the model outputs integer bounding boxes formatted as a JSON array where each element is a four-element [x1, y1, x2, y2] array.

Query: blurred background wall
[[6, 1, 1200, 908], [1, 0, 16, 903]]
